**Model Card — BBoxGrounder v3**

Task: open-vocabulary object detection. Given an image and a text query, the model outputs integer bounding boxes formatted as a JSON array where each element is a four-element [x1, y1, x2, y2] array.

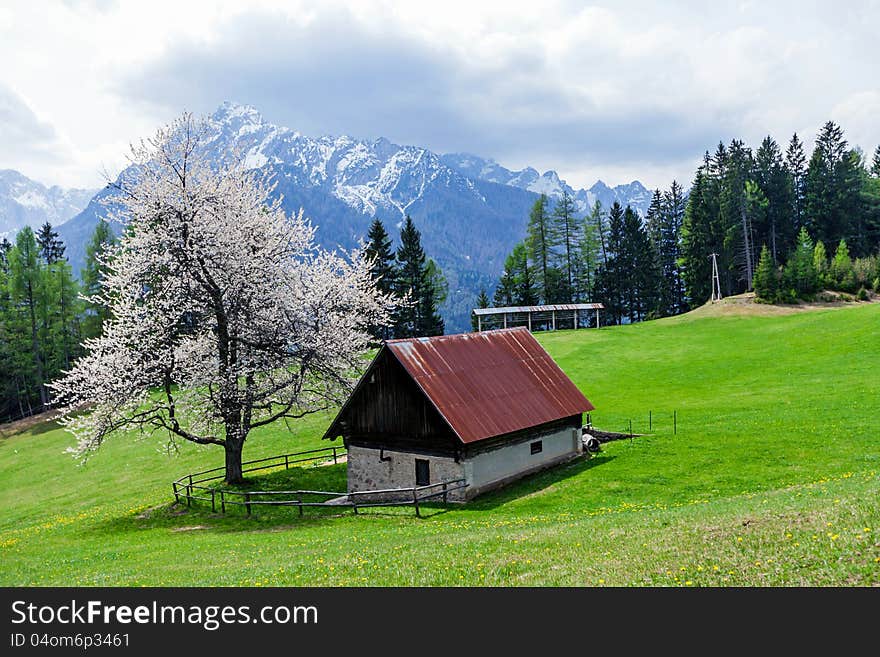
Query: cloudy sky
[[1, 0, 878, 191]]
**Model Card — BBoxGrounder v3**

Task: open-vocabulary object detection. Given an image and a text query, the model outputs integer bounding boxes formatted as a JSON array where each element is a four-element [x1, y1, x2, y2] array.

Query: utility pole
[[709, 253, 722, 302]]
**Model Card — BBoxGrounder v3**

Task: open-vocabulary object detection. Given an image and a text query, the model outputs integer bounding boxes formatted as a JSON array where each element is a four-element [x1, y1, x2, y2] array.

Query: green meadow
[[1, 300, 878, 586]]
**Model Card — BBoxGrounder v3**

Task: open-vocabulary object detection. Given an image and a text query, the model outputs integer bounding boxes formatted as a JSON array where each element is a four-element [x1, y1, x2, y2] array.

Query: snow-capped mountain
[[60, 102, 651, 331], [440, 152, 653, 217], [0, 170, 96, 239]]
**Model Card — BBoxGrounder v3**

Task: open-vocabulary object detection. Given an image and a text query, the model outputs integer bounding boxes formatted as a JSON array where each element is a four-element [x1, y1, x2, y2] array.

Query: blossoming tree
[[50, 114, 392, 483]]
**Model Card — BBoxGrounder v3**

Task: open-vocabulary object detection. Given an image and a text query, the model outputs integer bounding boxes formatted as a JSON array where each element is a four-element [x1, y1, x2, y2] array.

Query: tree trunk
[[224, 439, 244, 485]]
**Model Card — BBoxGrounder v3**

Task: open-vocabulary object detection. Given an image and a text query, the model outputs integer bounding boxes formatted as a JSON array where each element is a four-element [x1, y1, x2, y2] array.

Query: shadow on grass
[[463, 453, 616, 511], [96, 454, 614, 533], [0, 417, 60, 440]]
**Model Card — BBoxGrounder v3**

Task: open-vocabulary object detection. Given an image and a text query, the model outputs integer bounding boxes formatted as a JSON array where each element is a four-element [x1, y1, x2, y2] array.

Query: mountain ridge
[[0, 169, 96, 239], [57, 102, 654, 331]]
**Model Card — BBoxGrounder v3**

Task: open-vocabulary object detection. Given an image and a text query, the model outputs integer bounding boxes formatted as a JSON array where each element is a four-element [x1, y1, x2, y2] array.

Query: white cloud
[[0, 0, 877, 190], [0, 84, 70, 180]]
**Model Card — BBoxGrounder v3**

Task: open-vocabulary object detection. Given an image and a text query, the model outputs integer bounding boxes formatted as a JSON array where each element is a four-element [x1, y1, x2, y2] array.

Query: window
[[415, 459, 430, 486], [530, 440, 543, 455]]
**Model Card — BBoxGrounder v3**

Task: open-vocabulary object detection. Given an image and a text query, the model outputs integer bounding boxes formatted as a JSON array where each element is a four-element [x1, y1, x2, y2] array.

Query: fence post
[[333, 447, 338, 464], [173, 483, 179, 504], [629, 419, 633, 441], [413, 487, 421, 518], [285, 454, 289, 469], [211, 489, 216, 513], [220, 490, 225, 514], [245, 493, 251, 517], [298, 498, 303, 517], [674, 410, 677, 435], [442, 481, 448, 504]]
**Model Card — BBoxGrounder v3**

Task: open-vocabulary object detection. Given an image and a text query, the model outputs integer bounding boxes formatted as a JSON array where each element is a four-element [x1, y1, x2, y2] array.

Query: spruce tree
[[622, 205, 658, 322], [394, 216, 443, 337], [420, 263, 445, 337], [813, 240, 829, 288], [829, 239, 855, 292], [645, 189, 664, 268], [493, 266, 516, 308], [785, 133, 807, 233], [36, 222, 65, 264], [595, 202, 626, 324], [512, 242, 538, 305], [804, 121, 861, 250], [784, 227, 818, 297], [722, 140, 756, 291], [493, 241, 538, 307], [753, 245, 778, 302], [872, 145, 880, 178], [755, 136, 794, 261], [364, 218, 397, 340], [471, 288, 490, 332]]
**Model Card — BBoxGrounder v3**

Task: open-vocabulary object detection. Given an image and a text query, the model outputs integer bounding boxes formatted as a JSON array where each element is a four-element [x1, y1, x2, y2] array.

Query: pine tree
[[81, 219, 117, 339], [872, 145, 880, 178], [786, 133, 807, 233], [394, 216, 443, 337], [363, 218, 397, 340], [552, 190, 578, 302], [753, 245, 778, 302]]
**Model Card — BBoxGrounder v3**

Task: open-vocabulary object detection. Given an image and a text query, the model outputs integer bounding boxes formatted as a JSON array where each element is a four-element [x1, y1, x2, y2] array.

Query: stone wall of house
[[346, 445, 467, 503], [463, 425, 581, 498]]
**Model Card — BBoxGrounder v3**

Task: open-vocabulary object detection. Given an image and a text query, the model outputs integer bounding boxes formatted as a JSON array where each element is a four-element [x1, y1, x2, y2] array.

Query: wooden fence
[[171, 446, 467, 518]]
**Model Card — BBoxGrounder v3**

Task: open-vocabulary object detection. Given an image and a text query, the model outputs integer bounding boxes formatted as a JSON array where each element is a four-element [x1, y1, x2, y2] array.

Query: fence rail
[[171, 446, 467, 518]]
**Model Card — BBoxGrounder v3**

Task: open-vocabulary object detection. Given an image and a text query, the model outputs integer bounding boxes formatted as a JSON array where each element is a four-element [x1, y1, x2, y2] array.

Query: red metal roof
[[384, 327, 594, 444]]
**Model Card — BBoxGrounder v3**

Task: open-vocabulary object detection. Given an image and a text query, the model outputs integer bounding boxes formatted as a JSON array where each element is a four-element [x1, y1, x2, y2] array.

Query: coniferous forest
[[488, 121, 880, 322], [2, 122, 878, 422], [0, 221, 116, 422]]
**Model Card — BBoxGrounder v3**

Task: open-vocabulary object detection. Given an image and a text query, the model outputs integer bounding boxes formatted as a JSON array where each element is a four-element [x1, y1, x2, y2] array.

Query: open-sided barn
[[323, 327, 595, 501]]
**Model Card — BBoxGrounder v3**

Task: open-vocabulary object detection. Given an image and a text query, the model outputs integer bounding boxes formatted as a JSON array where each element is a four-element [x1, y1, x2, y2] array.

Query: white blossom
[[50, 113, 393, 481]]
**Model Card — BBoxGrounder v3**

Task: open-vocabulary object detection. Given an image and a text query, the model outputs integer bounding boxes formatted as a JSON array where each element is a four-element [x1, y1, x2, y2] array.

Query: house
[[323, 327, 595, 502]]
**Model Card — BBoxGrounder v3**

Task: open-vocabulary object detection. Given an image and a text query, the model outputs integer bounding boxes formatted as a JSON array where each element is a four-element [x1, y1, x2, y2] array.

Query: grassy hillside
[[1, 302, 878, 586]]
